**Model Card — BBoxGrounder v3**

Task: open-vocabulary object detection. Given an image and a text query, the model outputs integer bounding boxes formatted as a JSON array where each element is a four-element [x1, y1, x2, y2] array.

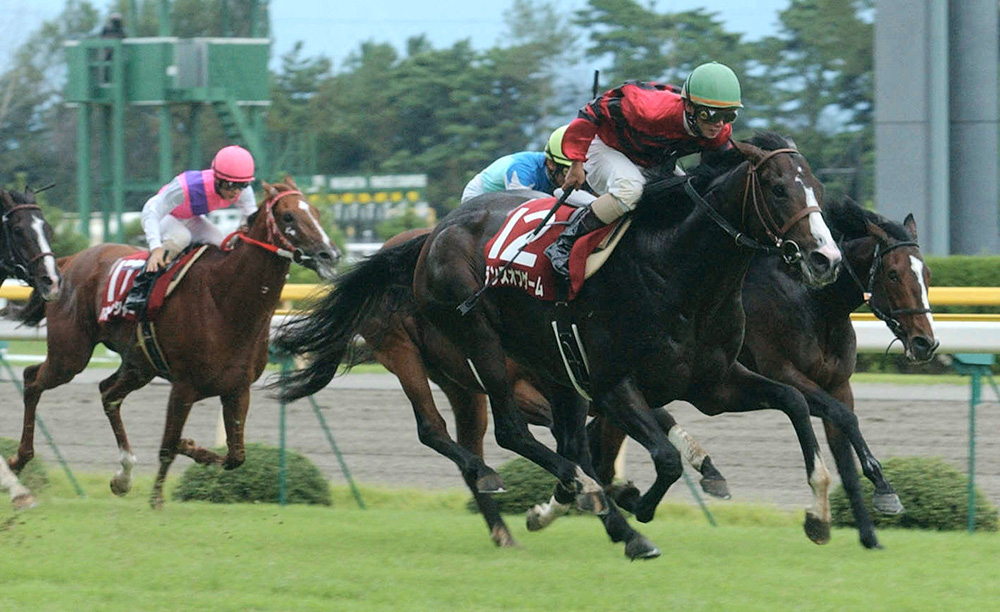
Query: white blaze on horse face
[[298, 199, 333, 247], [909, 255, 936, 328], [31, 215, 59, 281], [795, 174, 841, 266]]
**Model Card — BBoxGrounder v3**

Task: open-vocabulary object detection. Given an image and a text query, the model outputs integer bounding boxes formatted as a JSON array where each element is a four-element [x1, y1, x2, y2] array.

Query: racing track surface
[[1, 369, 998, 511]]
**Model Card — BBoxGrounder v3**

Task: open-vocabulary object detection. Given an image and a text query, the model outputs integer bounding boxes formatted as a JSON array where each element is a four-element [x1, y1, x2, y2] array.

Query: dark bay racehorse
[[8, 178, 339, 508], [276, 133, 844, 556], [0, 186, 63, 509], [589, 195, 939, 549]]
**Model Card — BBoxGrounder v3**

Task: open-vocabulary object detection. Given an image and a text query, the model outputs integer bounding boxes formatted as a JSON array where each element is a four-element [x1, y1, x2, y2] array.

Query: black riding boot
[[544, 205, 607, 280], [123, 270, 156, 317]]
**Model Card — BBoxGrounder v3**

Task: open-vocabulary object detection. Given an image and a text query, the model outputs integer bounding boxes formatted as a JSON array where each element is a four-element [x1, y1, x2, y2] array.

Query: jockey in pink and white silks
[[124, 145, 257, 315], [141, 145, 258, 273]]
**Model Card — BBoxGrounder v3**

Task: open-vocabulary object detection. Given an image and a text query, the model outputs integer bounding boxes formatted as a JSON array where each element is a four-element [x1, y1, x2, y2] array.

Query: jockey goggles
[[217, 179, 251, 191], [693, 106, 739, 125]]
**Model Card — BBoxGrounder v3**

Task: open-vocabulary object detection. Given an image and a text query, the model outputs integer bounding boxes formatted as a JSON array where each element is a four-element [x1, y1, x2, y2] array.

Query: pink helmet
[[212, 145, 255, 182]]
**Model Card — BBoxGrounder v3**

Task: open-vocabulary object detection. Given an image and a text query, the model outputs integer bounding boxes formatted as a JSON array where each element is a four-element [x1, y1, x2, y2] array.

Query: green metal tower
[[64, 0, 270, 241]]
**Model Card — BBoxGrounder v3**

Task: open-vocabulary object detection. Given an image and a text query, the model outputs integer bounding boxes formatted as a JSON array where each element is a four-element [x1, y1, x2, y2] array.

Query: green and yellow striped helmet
[[682, 62, 743, 109]]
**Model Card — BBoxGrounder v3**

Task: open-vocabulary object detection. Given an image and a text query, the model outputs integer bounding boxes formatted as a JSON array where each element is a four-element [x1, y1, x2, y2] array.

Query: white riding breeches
[[159, 215, 225, 255], [582, 136, 647, 217]]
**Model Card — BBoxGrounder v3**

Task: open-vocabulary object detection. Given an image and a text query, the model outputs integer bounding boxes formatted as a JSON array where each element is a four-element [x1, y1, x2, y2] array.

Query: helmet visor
[[218, 179, 250, 191]]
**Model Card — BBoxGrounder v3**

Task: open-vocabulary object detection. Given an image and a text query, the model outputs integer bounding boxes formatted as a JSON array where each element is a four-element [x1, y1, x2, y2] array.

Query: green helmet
[[682, 62, 743, 109], [544, 125, 573, 167]]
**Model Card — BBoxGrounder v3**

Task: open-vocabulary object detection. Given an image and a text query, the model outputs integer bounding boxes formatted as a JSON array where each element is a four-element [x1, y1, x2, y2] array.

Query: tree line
[[0, 0, 873, 224]]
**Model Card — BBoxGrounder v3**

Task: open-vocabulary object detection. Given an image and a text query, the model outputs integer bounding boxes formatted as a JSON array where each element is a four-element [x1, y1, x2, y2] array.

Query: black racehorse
[[276, 132, 844, 557], [0, 185, 63, 509], [589, 194, 939, 549]]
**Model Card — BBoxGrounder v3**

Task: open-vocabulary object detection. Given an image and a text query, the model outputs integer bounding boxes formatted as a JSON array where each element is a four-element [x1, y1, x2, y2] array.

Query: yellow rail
[[3, 284, 1000, 319]]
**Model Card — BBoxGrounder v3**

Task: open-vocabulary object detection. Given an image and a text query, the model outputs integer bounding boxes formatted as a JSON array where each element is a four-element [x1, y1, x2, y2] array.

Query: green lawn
[[1, 474, 998, 612]]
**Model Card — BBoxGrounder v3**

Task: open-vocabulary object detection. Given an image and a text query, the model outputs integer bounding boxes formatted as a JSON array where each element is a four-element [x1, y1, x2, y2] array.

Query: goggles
[[217, 179, 250, 191], [693, 106, 738, 125]]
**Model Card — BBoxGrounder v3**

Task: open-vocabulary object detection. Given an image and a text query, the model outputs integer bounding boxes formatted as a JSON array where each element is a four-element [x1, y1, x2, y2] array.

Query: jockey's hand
[[563, 161, 586, 191], [145, 247, 169, 273]]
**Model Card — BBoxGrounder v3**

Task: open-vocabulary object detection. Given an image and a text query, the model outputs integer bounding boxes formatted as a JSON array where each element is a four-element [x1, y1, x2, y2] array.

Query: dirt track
[[2, 369, 998, 512]]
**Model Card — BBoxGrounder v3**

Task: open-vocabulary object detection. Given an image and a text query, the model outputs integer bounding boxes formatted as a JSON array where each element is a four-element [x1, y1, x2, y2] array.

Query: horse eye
[[12, 226, 25, 236], [283, 212, 294, 223], [772, 184, 787, 198], [887, 270, 900, 283]]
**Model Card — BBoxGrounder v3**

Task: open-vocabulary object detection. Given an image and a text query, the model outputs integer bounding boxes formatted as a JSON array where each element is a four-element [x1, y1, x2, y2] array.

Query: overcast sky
[[1, 0, 788, 69]]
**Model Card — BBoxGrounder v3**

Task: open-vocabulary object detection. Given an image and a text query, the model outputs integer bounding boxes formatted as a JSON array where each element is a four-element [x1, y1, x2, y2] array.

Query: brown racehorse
[[0, 186, 63, 509], [8, 178, 339, 508]]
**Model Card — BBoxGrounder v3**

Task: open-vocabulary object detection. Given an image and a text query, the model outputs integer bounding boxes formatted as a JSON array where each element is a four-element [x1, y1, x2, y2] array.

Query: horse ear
[[903, 213, 918, 241], [260, 181, 278, 199], [284, 174, 299, 190], [733, 141, 766, 166]]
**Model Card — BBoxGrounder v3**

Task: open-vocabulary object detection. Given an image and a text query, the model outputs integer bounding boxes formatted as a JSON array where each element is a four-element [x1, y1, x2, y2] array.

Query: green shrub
[[173, 443, 331, 506], [830, 456, 998, 532], [0, 436, 49, 492], [466, 457, 563, 515]]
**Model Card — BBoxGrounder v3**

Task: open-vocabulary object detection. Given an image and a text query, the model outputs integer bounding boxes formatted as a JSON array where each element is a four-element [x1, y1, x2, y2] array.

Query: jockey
[[123, 145, 257, 314], [461, 125, 596, 207], [544, 62, 742, 280]]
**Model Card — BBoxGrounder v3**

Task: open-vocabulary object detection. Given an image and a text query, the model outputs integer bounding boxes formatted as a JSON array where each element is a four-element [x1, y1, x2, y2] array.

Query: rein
[[0, 203, 56, 283], [222, 190, 312, 265], [682, 147, 817, 263], [841, 237, 930, 338]]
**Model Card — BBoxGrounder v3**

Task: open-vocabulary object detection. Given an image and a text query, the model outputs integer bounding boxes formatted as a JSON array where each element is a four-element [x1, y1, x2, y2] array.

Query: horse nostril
[[809, 251, 830, 272], [910, 336, 936, 356], [318, 251, 333, 261]]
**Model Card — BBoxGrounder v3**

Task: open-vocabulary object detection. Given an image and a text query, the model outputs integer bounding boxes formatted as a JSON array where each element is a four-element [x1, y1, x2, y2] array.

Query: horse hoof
[[149, 496, 165, 511], [491, 526, 519, 548], [700, 476, 732, 500], [804, 511, 831, 545], [860, 532, 883, 550], [607, 482, 641, 512], [526, 506, 550, 532], [477, 472, 505, 494], [110, 478, 132, 497], [873, 492, 904, 515], [575, 490, 608, 516], [12, 493, 37, 511], [625, 536, 661, 561]]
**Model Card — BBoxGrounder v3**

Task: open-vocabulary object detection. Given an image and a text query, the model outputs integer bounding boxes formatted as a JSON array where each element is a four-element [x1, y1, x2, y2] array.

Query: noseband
[[683, 147, 819, 263], [1, 204, 56, 284], [842, 238, 931, 339], [224, 190, 313, 264]]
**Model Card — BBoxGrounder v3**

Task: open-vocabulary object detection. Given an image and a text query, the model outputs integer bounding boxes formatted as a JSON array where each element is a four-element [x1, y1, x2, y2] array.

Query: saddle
[[100, 245, 209, 323], [482, 197, 631, 301]]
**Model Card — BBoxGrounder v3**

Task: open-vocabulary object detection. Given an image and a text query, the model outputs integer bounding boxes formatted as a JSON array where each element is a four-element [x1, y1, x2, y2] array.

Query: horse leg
[[444, 383, 516, 548], [10, 339, 93, 472], [592, 376, 684, 524], [689, 363, 832, 545], [150, 384, 198, 509], [217, 387, 252, 470], [528, 389, 660, 560], [0, 457, 35, 510], [100, 366, 154, 496], [820, 383, 902, 515]]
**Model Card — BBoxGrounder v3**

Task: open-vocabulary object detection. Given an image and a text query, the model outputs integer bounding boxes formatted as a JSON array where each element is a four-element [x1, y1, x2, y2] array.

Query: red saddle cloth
[[483, 197, 617, 301], [98, 248, 201, 322]]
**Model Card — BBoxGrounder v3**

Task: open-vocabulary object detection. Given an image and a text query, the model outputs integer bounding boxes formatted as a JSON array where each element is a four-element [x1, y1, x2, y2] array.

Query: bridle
[[0, 203, 56, 284], [841, 237, 931, 340], [683, 147, 820, 264], [222, 189, 314, 265]]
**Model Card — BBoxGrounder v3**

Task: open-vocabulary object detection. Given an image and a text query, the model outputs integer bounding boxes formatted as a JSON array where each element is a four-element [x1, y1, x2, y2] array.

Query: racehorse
[[0, 185, 63, 509], [275, 224, 727, 551], [7, 178, 339, 508], [276, 132, 844, 556], [588, 195, 939, 549]]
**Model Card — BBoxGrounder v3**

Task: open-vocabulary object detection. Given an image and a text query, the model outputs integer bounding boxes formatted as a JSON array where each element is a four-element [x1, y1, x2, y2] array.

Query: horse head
[[859, 212, 939, 362], [0, 186, 62, 301], [257, 176, 341, 280], [731, 136, 841, 288]]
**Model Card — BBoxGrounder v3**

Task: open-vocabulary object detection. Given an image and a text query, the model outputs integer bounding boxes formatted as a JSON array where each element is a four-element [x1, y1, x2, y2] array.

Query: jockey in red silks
[[544, 62, 743, 281], [124, 145, 257, 314]]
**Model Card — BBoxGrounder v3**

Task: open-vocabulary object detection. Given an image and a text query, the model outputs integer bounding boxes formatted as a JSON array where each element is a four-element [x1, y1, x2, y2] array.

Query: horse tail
[[271, 233, 429, 401], [10, 289, 46, 327]]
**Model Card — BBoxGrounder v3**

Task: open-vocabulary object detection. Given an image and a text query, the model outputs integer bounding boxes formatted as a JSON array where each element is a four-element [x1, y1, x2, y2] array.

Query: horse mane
[[823, 196, 912, 244]]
